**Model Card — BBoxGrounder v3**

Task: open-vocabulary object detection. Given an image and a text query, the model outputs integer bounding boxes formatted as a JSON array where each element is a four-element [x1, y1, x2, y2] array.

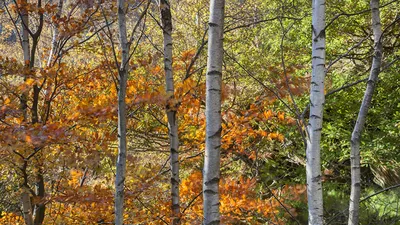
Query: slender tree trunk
[[21, 188, 33, 225], [20, 0, 30, 121], [32, 105, 45, 225], [31, 1, 45, 223], [348, 0, 382, 224], [33, 172, 45, 225], [203, 0, 225, 224], [43, 0, 63, 124], [115, 0, 129, 224], [159, 0, 180, 224], [306, 0, 326, 224], [47, 0, 63, 67], [20, 2, 32, 224], [21, 0, 29, 63], [16, 1, 45, 224]]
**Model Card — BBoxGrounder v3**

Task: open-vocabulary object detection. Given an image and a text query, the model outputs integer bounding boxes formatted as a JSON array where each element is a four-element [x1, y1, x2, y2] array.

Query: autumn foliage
[[0, 0, 312, 224]]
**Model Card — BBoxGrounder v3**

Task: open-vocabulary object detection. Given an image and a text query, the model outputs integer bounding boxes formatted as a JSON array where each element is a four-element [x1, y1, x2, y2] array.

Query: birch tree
[[20, 0, 32, 222], [159, 0, 180, 223], [47, 0, 63, 67], [113, 1, 150, 223], [20, 0, 29, 122], [203, 0, 225, 223], [306, 0, 326, 224], [115, 0, 129, 224], [17, 0, 46, 223], [348, 0, 383, 224]]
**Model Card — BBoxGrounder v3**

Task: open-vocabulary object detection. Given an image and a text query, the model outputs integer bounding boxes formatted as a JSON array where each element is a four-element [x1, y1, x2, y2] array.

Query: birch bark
[[20, 0, 30, 121], [159, 0, 180, 223], [348, 0, 382, 224], [115, 0, 129, 224], [306, 0, 326, 224], [47, 0, 63, 67], [203, 0, 225, 224], [31, 1, 45, 223], [20, 1, 32, 224]]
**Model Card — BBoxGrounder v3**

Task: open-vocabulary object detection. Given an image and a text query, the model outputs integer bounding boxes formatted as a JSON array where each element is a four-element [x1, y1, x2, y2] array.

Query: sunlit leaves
[[0, 212, 23, 224], [177, 171, 306, 224], [0, 0, 312, 222]]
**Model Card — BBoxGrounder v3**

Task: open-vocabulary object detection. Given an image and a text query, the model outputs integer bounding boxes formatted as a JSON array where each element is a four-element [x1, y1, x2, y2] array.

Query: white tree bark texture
[[115, 0, 129, 224], [20, 0, 30, 121], [348, 0, 382, 224], [159, 0, 181, 223], [306, 0, 326, 224], [203, 0, 225, 224], [47, 0, 63, 67], [20, 1, 32, 224]]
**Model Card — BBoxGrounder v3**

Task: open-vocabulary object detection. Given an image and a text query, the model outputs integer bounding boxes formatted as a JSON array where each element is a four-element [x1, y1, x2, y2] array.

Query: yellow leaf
[[15, 117, 23, 124], [269, 132, 278, 139], [25, 78, 35, 86], [278, 134, 284, 142]]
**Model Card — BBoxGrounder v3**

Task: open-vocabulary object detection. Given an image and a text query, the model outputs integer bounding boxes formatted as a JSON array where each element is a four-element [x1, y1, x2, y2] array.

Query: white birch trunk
[[306, 0, 326, 224], [20, 0, 30, 121], [115, 0, 129, 224], [203, 0, 225, 223], [159, 0, 180, 223], [47, 0, 63, 67], [348, 0, 382, 224], [21, 1, 30, 64], [20, 2, 32, 224]]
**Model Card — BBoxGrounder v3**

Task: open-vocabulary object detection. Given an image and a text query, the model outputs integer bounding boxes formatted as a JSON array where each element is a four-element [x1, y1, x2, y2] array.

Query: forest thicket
[[0, 0, 399, 224]]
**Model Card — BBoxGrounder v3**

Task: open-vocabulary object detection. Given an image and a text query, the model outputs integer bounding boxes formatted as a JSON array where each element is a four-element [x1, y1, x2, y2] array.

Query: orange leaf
[[277, 112, 285, 121], [25, 135, 32, 143], [263, 110, 272, 119]]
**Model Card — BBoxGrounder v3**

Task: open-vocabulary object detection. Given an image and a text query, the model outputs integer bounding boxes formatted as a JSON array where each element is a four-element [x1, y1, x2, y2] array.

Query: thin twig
[[278, 17, 307, 146], [3, 1, 23, 48], [301, 56, 399, 119], [360, 183, 400, 203], [135, 196, 169, 225], [324, 0, 399, 31], [263, 182, 301, 225], [224, 16, 303, 33], [182, 191, 202, 215], [223, 50, 297, 116], [327, 34, 371, 72], [184, 28, 208, 80]]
